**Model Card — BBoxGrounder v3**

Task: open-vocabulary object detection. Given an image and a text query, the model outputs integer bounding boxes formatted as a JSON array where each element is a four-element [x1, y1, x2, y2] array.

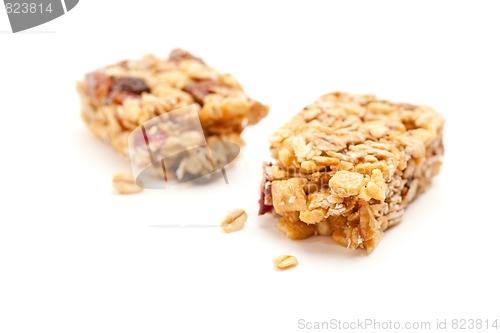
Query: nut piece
[[220, 209, 248, 233], [277, 213, 316, 240], [112, 173, 143, 194], [273, 255, 299, 270], [329, 170, 364, 198], [271, 178, 308, 214]]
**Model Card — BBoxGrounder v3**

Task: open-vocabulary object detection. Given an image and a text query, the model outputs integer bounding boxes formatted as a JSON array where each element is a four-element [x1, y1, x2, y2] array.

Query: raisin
[[168, 48, 205, 64], [106, 77, 151, 105], [112, 77, 150, 95], [182, 80, 220, 105]]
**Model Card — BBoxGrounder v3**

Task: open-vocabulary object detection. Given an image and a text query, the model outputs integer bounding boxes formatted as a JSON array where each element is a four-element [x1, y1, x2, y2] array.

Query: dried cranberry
[[258, 190, 273, 215], [132, 127, 168, 149], [108, 90, 140, 105], [182, 80, 220, 105], [168, 48, 205, 64], [114, 112, 127, 131], [258, 163, 274, 215], [86, 71, 112, 100], [146, 130, 167, 147]]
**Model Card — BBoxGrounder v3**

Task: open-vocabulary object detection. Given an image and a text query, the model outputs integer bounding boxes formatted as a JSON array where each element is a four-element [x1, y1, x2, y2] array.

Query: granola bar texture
[[78, 49, 268, 181], [259, 92, 444, 253]]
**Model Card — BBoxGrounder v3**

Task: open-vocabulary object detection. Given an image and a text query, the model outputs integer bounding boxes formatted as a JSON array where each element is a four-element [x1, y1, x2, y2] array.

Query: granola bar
[[78, 49, 268, 183], [259, 92, 444, 253]]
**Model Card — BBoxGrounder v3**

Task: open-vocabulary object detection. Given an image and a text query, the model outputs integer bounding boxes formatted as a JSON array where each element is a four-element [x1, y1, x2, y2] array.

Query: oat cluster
[[260, 92, 444, 253]]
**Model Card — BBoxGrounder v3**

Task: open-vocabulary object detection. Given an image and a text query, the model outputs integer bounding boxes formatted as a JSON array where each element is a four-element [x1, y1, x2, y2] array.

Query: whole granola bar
[[78, 49, 268, 182], [259, 92, 444, 253]]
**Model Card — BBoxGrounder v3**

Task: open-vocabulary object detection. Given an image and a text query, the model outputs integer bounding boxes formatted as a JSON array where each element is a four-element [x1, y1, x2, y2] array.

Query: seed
[[112, 173, 143, 194], [220, 209, 248, 233], [273, 255, 298, 270]]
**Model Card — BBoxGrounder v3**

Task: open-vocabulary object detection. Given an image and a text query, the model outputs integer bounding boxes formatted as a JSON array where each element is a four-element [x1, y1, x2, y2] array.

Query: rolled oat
[[220, 209, 248, 233], [273, 255, 299, 269]]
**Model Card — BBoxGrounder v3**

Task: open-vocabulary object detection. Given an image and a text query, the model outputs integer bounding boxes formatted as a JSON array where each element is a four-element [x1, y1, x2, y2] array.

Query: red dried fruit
[[108, 90, 140, 105], [114, 112, 127, 131], [106, 77, 151, 105], [168, 48, 205, 64], [182, 80, 220, 105], [112, 77, 151, 95], [86, 71, 112, 100], [147, 130, 167, 147], [259, 162, 274, 215], [258, 190, 273, 215], [132, 127, 168, 148]]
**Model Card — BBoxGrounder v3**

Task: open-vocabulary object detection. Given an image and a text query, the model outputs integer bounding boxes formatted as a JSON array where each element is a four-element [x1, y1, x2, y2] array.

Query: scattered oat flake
[[220, 209, 248, 233], [112, 173, 143, 194], [273, 255, 299, 270]]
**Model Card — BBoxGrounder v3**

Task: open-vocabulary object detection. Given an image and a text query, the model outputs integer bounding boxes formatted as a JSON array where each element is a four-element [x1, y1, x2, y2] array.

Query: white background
[[1, 1, 499, 332]]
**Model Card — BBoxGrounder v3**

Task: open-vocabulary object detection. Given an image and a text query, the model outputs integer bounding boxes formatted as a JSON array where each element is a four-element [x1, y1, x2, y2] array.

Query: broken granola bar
[[259, 92, 444, 253], [78, 49, 268, 182]]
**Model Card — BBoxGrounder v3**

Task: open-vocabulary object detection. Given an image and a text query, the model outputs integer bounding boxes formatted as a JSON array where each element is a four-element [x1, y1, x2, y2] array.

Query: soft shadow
[[255, 213, 366, 260], [70, 128, 244, 190], [70, 128, 131, 172], [0, 30, 56, 34]]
